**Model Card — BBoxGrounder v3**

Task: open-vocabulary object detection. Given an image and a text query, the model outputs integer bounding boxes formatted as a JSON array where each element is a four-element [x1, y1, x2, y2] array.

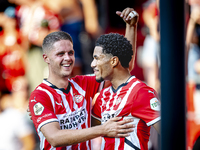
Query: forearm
[[53, 126, 104, 147], [41, 122, 104, 147], [41, 117, 134, 147], [80, 0, 99, 35], [125, 24, 137, 71]]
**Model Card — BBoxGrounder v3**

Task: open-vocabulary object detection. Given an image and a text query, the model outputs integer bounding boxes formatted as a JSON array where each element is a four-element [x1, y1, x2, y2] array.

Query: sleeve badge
[[33, 102, 44, 115], [150, 98, 160, 111]]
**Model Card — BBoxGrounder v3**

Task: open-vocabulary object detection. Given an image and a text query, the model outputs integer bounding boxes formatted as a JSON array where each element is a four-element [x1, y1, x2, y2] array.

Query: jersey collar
[[43, 79, 71, 94], [111, 76, 135, 93]]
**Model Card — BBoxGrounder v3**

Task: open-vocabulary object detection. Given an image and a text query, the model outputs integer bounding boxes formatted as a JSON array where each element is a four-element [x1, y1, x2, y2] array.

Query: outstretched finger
[[117, 118, 134, 125], [115, 128, 134, 137], [118, 7, 130, 19], [109, 116, 123, 122], [116, 11, 122, 16], [119, 123, 135, 129]]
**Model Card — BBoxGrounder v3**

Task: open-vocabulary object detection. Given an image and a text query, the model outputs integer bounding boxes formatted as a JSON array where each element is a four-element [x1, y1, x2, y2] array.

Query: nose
[[64, 53, 71, 61], [91, 59, 96, 68]]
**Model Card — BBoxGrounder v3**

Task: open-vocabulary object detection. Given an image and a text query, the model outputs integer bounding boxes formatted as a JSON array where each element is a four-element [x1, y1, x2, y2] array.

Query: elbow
[[47, 136, 72, 147], [47, 136, 62, 147]]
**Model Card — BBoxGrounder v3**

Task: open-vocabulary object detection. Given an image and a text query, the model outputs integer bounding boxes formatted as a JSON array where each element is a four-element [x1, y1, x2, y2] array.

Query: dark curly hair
[[42, 31, 73, 53], [95, 33, 133, 68]]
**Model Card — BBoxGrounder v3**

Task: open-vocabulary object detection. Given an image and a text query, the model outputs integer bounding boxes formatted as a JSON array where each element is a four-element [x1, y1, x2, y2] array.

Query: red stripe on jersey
[[137, 120, 150, 150], [119, 138, 125, 150], [104, 137, 115, 150]]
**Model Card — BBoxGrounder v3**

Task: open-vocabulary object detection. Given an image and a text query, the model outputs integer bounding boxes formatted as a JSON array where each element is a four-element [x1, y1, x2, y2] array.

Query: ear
[[43, 54, 49, 64], [110, 56, 119, 68]]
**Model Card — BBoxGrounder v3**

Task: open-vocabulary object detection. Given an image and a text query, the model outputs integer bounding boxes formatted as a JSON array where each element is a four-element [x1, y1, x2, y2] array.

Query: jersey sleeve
[[73, 74, 104, 99], [131, 87, 161, 126], [92, 92, 102, 120], [29, 89, 58, 132]]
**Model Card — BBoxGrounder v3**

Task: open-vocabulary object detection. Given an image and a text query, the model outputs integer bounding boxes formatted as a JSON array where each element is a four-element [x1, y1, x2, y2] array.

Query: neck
[[47, 75, 70, 89], [111, 69, 131, 90]]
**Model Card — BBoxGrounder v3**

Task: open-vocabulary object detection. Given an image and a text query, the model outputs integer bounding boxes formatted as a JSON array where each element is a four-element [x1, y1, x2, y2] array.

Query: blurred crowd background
[[0, 0, 199, 149]]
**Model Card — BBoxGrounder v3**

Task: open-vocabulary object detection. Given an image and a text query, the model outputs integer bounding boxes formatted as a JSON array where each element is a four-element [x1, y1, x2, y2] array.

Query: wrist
[[94, 124, 105, 137]]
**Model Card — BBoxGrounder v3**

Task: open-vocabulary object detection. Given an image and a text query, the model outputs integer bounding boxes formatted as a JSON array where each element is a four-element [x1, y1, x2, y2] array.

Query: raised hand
[[116, 7, 139, 26]]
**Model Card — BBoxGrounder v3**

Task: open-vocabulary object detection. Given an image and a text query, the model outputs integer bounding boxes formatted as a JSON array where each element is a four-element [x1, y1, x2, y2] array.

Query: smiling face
[[91, 46, 113, 82], [43, 40, 75, 79]]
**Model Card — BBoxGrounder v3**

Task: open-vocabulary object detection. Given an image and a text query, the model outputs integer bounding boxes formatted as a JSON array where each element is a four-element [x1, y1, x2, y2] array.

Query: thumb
[[116, 11, 122, 16]]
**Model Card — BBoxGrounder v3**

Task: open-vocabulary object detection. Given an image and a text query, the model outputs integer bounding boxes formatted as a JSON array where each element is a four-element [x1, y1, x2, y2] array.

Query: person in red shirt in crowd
[[0, 12, 26, 91]]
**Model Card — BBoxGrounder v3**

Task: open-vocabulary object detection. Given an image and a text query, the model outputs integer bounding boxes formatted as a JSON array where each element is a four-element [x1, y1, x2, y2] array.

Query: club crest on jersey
[[150, 98, 160, 111], [33, 102, 44, 115], [73, 95, 83, 103], [115, 97, 122, 105]]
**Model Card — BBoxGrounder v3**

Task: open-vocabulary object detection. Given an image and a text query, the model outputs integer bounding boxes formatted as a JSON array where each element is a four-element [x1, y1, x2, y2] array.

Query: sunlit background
[[0, 0, 199, 149]]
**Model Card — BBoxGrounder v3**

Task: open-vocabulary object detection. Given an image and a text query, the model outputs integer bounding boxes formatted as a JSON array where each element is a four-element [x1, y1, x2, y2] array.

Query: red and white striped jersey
[[92, 76, 160, 150], [29, 75, 103, 150]]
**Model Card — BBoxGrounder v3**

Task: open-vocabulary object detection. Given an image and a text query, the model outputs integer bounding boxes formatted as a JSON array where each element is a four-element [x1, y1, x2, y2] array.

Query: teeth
[[63, 64, 70, 67]]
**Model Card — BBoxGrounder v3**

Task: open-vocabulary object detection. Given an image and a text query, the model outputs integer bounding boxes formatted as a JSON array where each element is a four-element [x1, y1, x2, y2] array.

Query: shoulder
[[30, 83, 51, 98], [29, 82, 54, 107], [70, 74, 99, 86], [130, 77, 159, 98], [71, 74, 96, 80]]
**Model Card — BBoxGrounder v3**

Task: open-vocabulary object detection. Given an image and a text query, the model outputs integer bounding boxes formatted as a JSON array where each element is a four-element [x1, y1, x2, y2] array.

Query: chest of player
[[100, 91, 135, 124], [52, 91, 91, 130]]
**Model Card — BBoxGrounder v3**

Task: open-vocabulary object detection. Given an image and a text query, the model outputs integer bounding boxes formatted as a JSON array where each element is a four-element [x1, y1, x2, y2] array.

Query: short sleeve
[[71, 75, 104, 99], [29, 89, 58, 132], [92, 93, 102, 120], [131, 87, 161, 126]]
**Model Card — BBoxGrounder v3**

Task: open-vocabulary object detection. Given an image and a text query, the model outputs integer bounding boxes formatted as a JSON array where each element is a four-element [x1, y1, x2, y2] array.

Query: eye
[[68, 50, 74, 56], [93, 55, 98, 60], [57, 52, 65, 56]]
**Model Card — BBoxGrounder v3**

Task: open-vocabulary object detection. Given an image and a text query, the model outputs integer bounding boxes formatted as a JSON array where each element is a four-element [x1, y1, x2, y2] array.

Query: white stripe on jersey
[[38, 130, 45, 150], [69, 78, 86, 96], [69, 79, 90, 131], [111, 88, 121, 110], [101, 138, 105, 150], [37, 118, 58, 133], [38, 118, 58, 150], [37, 86, 56, 113], [43, 80, 52, 86], [67, 146, 72, 150], [98, 81, 105, 92], [147, 116, 161, 126], [127, 76, 136, 82], [115, 138, 120, 150], [55, 89, 72, 114], [54, 79, 90, 150], [115, 80, 140, 116], [123, 116, 141, 149], [100, 88, 109, 115]]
